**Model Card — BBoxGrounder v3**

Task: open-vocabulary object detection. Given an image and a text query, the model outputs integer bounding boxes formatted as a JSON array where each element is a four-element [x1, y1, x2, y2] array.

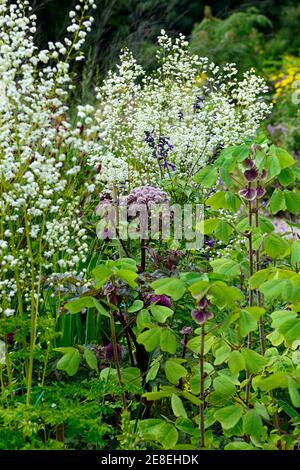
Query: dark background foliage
[[32, 0, 300, 76]]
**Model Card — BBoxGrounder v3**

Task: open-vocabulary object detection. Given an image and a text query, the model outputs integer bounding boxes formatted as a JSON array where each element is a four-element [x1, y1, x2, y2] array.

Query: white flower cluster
[[88, 31, 271, 191], [0, 0, 95, 316]]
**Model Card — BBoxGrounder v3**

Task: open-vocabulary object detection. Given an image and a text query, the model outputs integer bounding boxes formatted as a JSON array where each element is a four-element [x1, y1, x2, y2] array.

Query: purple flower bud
[[180, 326, 193, 336], [244, 168, 259, 182], [149, 294, 172, 308], [105, 343, 122, 361], [191, 308, 213, 325], [260, 170, 267, 180], [239, 187, 257, 201], [256, 187, 266, 198], [103, 283, 120, 305], [198, 297, 208, 308], [244, 158, 254, 169], [7, 332, 14, 345]]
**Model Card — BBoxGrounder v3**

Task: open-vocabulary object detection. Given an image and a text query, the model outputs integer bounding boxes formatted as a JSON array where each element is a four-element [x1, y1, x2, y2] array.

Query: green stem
[[4, 340, 13, 389]]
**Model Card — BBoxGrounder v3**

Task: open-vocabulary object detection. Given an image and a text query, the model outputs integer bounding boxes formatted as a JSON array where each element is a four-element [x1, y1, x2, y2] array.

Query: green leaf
[[209, 282, 244, 308], [150, 304, 174, 323], [92, 298, 110, 318], [122, 367, 142, 387], [165, 360, 187, 384], [259, 216, 274, 233], [249, 269, 269, 289], [228, 351, 246, 375], [142, 391, 172, 400], [242, 411, 264, 438], [278, 318, 300, 345], [136, 309, 152, 330], [114, 258, 137, 271], [56, 348, 80, 376], [204, 218, 219, 235], [278, 167, 295, 186], [225, 192, 241, 212], [254, 372, 288, 391], [224, 442, 255, 450], [271, 310, 298, 329], [210, 259, 240, 278], [175, 418, 194, 435], [128, 300, 144, 313], [239, 310, 257, 337], [269, 189, 286, 214], [245, 306, 265, 321], [151, 278, 186, 301], [266, 154, 281, 179], [91, 265, 112, 288], [194, 166, 218, 187], [254, 402, 270, 421], [285, 191, 300, 215], [213, 375, 236, 398], [288, 377, 300, 408], [241, 349, 267, 374], [264, 233, 290, 259], [181, 391, 201, 406], [275, 147, 296, 169], [160, 424, 178, 449], [291, 241, 300, 268], [64, 296, 94, 314], [160, 329, 177, 354], [188, 280, 210, 298], [276, 399, 300, 420], [146, 362, 160, 382], [83, 348, 98, 371], [215, 220, 233, 244], [138, 420, 178, 449], [116, 269, 138, 287], [214, 343, 231, 365], [206, 191, 227, 210], [137, 326, 161, 352], [171, 394, 187, 418], [233, 143, 249, 162], [260, 278, 291, 301], [214, 405, 243, 430]]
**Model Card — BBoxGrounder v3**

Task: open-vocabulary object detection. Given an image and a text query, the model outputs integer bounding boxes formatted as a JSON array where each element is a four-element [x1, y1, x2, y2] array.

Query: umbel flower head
[[126, 186, 169, 207]]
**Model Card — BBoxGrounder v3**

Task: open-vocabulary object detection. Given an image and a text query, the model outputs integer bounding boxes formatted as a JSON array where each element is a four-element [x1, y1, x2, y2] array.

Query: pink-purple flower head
[[126, 186, 169, 207]]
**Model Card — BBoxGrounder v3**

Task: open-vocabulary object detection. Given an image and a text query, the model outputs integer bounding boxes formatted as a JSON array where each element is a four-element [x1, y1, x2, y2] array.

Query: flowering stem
[[110, 312, 127, 410], [199, 323, 205, 448], [246, 198, 254, 406], [255, 197, 265, 355], [140, 239, 146, 272]]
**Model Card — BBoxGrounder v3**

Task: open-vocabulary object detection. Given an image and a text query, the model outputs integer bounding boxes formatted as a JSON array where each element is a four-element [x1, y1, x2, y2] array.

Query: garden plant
[[0, 0, 299, 452]]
